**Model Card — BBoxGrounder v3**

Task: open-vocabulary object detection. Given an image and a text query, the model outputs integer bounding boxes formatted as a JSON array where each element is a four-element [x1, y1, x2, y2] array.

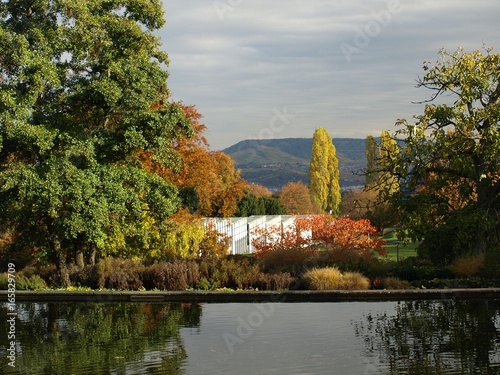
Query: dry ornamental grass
[[303, 267, 370, 290]]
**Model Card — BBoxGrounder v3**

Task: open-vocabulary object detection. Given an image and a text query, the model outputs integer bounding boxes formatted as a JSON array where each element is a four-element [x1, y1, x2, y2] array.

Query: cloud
[[160, 0, 500, 150]]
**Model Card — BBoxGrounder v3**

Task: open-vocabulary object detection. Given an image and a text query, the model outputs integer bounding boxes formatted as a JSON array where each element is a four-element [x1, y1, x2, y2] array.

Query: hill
[[223, 138, 368, 190]]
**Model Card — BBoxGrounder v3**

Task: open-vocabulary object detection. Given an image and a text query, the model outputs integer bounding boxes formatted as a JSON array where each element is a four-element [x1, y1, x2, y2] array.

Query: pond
[[1, 299, 499, 374]]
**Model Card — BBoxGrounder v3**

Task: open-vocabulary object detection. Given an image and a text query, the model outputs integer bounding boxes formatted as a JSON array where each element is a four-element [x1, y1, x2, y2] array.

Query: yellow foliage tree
[[379, 130, 400, 194], [309, 128, 341, 214]]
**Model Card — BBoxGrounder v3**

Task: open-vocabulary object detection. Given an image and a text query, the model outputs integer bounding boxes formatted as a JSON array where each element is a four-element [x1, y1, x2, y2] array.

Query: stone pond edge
[[2, 288, 500, 303]]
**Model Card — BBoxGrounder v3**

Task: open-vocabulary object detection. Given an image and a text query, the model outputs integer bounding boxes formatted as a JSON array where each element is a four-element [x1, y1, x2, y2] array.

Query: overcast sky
[[159, 0, 500, 150]]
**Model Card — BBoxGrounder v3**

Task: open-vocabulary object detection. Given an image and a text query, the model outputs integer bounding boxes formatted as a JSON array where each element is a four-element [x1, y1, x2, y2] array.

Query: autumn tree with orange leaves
[[140, 103, 247, 217], [279, 181, 321, 214]]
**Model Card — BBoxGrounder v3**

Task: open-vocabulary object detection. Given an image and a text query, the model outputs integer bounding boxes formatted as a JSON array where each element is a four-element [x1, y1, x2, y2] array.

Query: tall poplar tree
[[365, 135, 379, 187], [309, 128, 341, 214], [327, 141, 341, 214], [0, 0, 192, 285], [379, 130, 400, 194]]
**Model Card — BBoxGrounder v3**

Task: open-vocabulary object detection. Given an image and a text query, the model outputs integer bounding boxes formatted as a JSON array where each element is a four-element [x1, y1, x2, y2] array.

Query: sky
[[159, 0, 500, 151]]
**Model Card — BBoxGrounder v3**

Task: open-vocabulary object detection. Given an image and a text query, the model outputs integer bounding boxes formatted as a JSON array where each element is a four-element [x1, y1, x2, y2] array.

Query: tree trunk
[[473, 184, 492, 255], [89, 244, 96, 266], [75, 250, 85, 269], [54, 238, 71, 287]]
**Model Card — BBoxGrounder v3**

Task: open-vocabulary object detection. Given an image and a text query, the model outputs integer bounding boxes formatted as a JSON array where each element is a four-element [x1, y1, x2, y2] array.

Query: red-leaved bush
[[252, 215, 386, 257], [313, 217, 386, 256]]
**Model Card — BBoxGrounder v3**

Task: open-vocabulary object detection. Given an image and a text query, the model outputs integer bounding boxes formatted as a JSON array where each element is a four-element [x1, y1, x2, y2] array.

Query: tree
[[379, 130, 400, 195], [262, 196, 287, 215], [365, 135, 379, 187], [309, 128, 341, 214], [327, 140, 342, 214], [153, 104, 247, 217], [236, 193, 286, 216], [248, 183, 273, 198], [383, 47, 500, 264], [341, 188, 376, 220], [237, 194, 264, 216], [0, 0, 192, 285], [279, 181, 320, 214]]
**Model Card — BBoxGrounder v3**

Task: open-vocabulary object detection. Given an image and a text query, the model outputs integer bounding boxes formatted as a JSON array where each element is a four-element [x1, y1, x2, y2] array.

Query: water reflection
[[0, 302, 201, 375], [354, 299, 500, 374], [1, 300, 500, 374]]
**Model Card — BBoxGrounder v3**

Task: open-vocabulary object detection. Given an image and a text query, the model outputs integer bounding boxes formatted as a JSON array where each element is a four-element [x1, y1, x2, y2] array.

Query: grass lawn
[[380, 228, 419, 261]]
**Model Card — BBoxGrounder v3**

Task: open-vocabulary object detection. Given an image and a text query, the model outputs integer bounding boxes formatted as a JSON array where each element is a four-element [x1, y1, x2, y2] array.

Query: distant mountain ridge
[[223, 138, 369, 190]]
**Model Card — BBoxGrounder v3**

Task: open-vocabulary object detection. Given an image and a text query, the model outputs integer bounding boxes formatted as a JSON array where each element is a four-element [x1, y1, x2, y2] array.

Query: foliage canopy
[[385, 47, 500, 264], [309, 128, 341, 214], [0, 0, 192, 283]]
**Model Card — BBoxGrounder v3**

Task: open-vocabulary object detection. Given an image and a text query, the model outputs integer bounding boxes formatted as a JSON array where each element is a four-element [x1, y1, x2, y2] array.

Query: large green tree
[[384, 47, 500, 265], [309, 128, 341, 214], [0, 0, 192, 285]]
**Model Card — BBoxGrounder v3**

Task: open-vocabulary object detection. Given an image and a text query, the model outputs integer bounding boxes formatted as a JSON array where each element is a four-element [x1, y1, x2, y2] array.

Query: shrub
[[199, 222, 231, 259], [0, 273, 8, 290], [252, 216, 386, 261], [16, 275, 48, 290], [313, 217, 386, 256], [153, 209, 205, 260], [315, 248, 379, 277], [199, 256, 261, 290], [341, 272, 370, 290], [71, 265, 100, 289], [196, 277, 219, 291], [37, 264, 60, 287], [256, 247, 316, 275], [96, 258, 145, 290], [303, 267, 370, 290], [0, 266, 48, 290], [303, 267, 343, 290], [449, 253, 484, 277], [142, 261, 199, 290], [372, 277, 410, 290], [392, 256, 453, 282], [255, 272, 296, 291], [418, 223, 473, 266], [483, 245, 500, 278], [215, 257, 260, 290]]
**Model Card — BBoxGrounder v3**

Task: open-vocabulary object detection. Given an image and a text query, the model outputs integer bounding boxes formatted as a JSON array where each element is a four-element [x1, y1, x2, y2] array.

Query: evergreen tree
[[309, 128, 341, 214], [236, 194, 286, 216], [236, 194, 265, 216], [261, 197, 286, 215]]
